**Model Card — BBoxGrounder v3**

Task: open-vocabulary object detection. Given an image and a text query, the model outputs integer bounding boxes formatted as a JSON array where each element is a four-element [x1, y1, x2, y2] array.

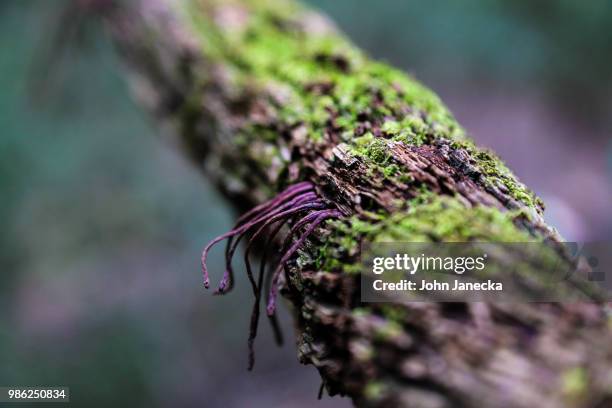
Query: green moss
[[562, 367, 588, 399], [316, 194, 536, 275], [184, 0, 470, 165], [351, 134, 390, 165], [364, 381, 386, 400], [376, 194, 536, 243], [474, 149, 537, 206], [351, 340, 375, 362], [183, 0, 548, 276], [447, 139, 542, 212], [381, 119, 400, 134], [382, 163, 399, 179], [351, 308, 372, 318], [378, 305, 407, 322], [184, 0, 545, 215], [365, 61, 460, 133], [347, 134, 412, 180], [374, 320, 403, 342]]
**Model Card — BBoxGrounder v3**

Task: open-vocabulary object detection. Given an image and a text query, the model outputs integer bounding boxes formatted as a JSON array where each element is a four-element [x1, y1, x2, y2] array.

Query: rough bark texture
[[91, 0, 612, 406]]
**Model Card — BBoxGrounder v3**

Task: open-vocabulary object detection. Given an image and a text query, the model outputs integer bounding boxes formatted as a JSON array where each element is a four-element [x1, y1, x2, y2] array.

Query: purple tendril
[[199, 181, 342, 369], [215, 194, 321, 294], [201, 182, 315, 289], [266, 209, 342, 316]]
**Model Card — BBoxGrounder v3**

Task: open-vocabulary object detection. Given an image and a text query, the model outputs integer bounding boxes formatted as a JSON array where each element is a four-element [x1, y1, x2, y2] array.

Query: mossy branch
[[97, 0, 612, 406]]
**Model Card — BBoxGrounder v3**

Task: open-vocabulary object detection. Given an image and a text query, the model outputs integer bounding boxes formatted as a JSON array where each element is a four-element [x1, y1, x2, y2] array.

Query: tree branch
[[97, 0, 612, 406]]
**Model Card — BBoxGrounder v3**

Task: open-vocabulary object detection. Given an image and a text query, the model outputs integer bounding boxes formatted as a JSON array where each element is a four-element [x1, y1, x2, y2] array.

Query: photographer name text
[[372, 279, 503, 291]]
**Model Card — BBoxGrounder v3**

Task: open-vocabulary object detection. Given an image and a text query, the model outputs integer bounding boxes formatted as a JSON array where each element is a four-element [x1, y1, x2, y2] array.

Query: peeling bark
[[89, 0, 612, 406]]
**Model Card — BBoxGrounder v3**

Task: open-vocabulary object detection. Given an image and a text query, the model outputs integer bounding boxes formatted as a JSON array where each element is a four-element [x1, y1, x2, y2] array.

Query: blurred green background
[[1, 0, 610, 407]]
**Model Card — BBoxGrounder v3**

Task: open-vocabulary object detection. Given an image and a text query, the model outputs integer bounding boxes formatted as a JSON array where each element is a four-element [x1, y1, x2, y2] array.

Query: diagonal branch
[[91, 0, 612, 406]]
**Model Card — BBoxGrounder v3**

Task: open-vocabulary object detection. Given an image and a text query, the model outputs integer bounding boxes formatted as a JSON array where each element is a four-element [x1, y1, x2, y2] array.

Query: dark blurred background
[[0, 0, 610, 407]]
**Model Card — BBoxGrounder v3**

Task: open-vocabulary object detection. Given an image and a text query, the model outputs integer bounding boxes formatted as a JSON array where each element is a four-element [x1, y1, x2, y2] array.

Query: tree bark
[[94, 0, 612, 406]]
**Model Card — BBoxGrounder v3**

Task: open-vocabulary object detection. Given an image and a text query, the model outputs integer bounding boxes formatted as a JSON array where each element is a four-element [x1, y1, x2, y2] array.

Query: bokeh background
[[1, 0, 610, 407]]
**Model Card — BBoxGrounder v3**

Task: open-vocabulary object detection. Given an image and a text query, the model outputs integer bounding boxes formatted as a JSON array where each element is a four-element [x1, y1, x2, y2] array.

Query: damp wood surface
[[93, 0, 612, 406]]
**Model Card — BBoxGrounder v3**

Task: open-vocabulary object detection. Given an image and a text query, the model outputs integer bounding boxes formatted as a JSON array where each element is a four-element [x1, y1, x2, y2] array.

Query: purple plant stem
[[222, 182, 314, 272], [202, 190, 316, 291], [201, 229, 240, 289], [215, 194, 322, 294], [219, 188, 316, 292], [235, 181, 314, 226], [267, 311, 284, 349], [240, 208, 332, 365], [223, 191, 319, 267], [199, 181, 343, 369], [264, 269, 284, 347], [266, 210, 340, 316], [281, 210, 331, 251], [269, 210, 330, 293], [246, 220, 287, 370], [275, 210, 340, 293], [228, 182, 314, 245], [244, 220, 286, 295]]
